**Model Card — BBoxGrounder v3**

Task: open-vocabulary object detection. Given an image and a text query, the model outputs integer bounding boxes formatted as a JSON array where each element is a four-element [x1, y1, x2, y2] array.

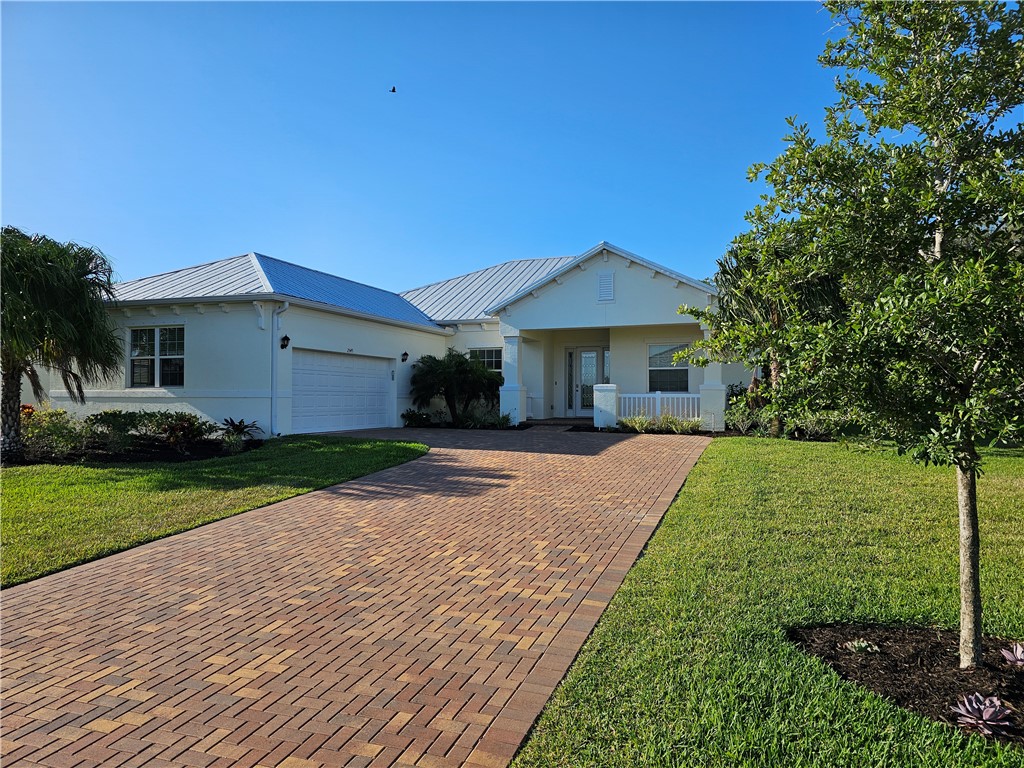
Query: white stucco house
[[41, 242, 747, 433]]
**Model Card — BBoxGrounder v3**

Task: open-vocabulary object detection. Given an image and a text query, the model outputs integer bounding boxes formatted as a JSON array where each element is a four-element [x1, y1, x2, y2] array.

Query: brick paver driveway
[[3, 429, 709, 768]]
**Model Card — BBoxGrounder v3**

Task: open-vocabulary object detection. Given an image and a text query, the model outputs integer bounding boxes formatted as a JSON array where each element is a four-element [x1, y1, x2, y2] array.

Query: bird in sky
[[389, 86, 397, 93]]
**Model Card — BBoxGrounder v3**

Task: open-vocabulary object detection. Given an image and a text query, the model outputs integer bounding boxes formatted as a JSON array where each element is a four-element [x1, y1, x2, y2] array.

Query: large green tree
[[1, 227, 123, 464], [686, 2, 1024, 667]]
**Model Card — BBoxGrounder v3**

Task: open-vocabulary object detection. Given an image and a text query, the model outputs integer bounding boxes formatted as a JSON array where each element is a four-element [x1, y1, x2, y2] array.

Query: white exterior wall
[[448, 323, 504, 357], [46, 302, 273, 427], [44, 300, 448, 435], [273, 305, 447, 433], [494, 249, 712, 331], [608, 325, 705, 394]]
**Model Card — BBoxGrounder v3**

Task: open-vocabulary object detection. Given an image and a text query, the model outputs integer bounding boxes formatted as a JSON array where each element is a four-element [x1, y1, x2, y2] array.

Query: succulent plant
[[950, 693, 1014, 736], [841, 638, 880, 653], [1000, 642, 1024, 667]]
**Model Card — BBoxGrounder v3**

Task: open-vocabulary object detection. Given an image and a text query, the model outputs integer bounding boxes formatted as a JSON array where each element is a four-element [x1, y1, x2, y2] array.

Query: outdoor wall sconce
[[401, 351, 409, 362], [280, 335, 290, 349]]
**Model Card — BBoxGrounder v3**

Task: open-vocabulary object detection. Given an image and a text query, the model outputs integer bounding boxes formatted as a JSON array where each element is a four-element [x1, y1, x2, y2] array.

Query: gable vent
[[598, 271, 615, 302]]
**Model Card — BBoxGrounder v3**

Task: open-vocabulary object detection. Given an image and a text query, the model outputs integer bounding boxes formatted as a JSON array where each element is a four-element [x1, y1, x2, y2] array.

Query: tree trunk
[[1, 364, 25, 464], [956, 456, 982, 668], [444, 393, 461, 427], [769, 354, 783, 437]]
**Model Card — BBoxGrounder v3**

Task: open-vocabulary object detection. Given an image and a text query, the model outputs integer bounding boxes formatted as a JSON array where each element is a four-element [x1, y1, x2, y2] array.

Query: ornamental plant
[[950, 693, 1014, 737], [1001, 643, 1024, 667]]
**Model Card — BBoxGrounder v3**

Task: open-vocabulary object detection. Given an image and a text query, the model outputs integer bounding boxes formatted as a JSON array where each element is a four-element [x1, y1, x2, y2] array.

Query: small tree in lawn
[[685, 1, 1024, 668], [409, 348, 503, 427], [1, 227, 123, 464]]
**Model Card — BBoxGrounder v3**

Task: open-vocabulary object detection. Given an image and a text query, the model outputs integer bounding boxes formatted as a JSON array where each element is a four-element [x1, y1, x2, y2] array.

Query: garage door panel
[[292, 349, 391, 433]]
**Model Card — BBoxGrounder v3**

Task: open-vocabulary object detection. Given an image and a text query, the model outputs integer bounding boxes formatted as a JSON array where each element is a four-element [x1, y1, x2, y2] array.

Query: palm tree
[[409, 348, 502, 427], [1, 227, 123, 463]]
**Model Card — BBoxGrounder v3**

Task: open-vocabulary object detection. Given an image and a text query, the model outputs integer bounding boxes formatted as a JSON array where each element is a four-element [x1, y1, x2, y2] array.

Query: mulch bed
[[18, 439, 264, 466], [789, 624, 1024, 746], [566, 425, 742, 436]]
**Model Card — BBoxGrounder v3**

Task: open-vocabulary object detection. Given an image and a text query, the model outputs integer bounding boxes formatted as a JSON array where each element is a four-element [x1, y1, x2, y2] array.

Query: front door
[[566, 347, 607, 417]]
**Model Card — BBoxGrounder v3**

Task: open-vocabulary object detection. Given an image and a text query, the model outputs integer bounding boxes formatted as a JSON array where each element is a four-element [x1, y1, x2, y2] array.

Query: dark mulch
[[566, 425, 742, 436], [19, 439, 264, 466], [789, 624, 1024, 746], [403, 423, 532, 431]]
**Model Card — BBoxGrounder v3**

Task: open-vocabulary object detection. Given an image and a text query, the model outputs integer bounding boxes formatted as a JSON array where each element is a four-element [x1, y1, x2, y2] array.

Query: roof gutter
[[109, 294, 454, 336]]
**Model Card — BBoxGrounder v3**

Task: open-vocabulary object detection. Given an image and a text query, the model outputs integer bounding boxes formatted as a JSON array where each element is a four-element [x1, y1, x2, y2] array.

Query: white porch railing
[[619, 392, 701, 420]]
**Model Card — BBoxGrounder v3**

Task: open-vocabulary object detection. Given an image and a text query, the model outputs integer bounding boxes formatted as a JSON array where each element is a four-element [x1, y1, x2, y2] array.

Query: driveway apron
[[2, 430, 710, 768]]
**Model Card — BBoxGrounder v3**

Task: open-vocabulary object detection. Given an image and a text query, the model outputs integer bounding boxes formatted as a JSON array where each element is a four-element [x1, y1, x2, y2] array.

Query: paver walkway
[[2, 430, 710, 768]]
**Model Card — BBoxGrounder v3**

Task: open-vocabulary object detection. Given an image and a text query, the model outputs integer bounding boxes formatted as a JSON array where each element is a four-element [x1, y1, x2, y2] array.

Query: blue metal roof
[[114, 252, 441, 330], [254, 254, 439, 329]]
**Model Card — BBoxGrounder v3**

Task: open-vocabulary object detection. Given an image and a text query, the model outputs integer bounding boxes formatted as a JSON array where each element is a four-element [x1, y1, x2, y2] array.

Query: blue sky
[[3, 2, 838, 292]]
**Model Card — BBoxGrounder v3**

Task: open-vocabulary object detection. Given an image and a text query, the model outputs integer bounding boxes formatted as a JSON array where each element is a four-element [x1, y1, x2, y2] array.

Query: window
[[470, 348, 502, 371], [130, 327, 185, 387], [648, 343, 688, 392]]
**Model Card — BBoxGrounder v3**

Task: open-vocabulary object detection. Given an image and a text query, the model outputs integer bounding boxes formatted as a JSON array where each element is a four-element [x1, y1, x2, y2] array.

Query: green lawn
[[514, 439, 1024, 768], [1, 435, 427, 587]]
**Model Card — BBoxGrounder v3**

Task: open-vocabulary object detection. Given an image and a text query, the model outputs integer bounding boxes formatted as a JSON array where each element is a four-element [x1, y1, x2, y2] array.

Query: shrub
[[725, 400, 758, 435], [21, 408, 89, 459], [85, 409, 142, 452], [401, 408, 433, 428], [462, 408, 514, 430], [221, 432, 246, 455], [786, 411, 834, 441], [618, 413, 654, 433], [654, 414, 703, 434], [220, 417, 264, 439], [136, 410, 218, 453]]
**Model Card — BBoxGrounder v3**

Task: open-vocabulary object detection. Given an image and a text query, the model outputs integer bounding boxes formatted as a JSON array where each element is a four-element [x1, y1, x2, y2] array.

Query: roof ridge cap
[[248, 253, 273, 292]]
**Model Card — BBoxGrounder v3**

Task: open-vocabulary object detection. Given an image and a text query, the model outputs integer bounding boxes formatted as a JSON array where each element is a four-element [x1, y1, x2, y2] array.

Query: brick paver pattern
[[2, 430, 709, 768]]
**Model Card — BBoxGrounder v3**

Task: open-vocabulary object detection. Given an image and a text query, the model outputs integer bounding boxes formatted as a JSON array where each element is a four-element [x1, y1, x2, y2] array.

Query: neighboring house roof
[[114, 253, 441, 330], [400, 256, 576, 323], [484, 241, 715, 316]]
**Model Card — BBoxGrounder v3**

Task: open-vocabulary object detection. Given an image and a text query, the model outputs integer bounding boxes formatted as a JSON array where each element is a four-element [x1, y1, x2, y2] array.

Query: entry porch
[[497, 323, 734, 432]]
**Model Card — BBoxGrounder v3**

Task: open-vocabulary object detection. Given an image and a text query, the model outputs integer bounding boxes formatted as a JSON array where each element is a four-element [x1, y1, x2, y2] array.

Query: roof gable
[[485, 242, 714, 315]]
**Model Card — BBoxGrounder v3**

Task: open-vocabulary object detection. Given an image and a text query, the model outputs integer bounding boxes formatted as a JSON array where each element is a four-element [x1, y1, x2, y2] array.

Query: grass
[[0, 435, 427, 587], [514, 439, 1024, 768]]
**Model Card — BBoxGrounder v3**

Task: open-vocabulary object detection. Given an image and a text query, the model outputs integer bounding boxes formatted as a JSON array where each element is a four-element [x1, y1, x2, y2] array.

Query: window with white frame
[[648, 343, 688, 392], [470, 348, 502, 371], [130, 327, 185, 387]]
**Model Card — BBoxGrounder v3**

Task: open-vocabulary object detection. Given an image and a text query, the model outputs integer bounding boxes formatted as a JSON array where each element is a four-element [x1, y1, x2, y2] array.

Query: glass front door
[[567, 347, 608, 416]]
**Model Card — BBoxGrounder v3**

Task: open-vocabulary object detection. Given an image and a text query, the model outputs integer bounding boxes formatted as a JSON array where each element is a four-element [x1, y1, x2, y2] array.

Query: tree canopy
[[1, 227, 123, 463], [684, 1, 1024, 667], [409, 348, 503, 427]]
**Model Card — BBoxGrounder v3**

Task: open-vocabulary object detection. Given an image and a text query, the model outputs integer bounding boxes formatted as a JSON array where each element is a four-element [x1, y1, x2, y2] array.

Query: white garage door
[[292, 349, 391, 433]]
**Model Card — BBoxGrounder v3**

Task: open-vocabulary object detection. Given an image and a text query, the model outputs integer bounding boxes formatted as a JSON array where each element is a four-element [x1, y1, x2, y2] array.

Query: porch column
[[699, 329, 727, 432], [499, 334, 528, 425]]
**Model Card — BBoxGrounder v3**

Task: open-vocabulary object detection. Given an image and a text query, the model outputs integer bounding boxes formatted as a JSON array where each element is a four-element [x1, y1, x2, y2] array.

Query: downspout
[[270, 302, 290, 436]]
